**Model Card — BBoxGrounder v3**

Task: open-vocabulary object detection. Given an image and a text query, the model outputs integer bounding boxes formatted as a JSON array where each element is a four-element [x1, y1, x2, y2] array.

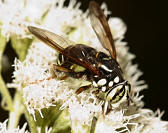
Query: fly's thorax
[[96, 52, 121, 73]]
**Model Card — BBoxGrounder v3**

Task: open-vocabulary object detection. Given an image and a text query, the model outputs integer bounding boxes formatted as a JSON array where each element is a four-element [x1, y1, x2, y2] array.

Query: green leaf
[[35, 105, 63, 132], [8, 91, 24, 129], [0, 29, 6, 72], [10, 36, 32, 61], [51, 109, 71, 133]]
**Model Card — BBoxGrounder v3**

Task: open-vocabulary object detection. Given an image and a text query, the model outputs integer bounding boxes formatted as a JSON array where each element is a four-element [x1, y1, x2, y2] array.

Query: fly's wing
[[28, 26, 74, 52], [28, 26, 99, 75], [89, 1, 117, 59]]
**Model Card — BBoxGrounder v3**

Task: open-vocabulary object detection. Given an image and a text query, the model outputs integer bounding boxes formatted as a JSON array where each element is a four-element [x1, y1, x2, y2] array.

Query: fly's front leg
[[102, 101, 113, 115], [92, 90, 112, 115]]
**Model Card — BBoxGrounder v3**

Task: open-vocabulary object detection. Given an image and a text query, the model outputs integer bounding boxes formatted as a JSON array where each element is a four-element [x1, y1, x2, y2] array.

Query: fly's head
[[93, 73, 131, 109], [106, 81, 131, 109]]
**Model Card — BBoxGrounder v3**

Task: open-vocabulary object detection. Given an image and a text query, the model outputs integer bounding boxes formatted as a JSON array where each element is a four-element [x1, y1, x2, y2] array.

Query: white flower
[[0, 0, 54, 39], [23, 79, 72, 120], [0, 120, 28, 133], [68, 93, 103, 125]]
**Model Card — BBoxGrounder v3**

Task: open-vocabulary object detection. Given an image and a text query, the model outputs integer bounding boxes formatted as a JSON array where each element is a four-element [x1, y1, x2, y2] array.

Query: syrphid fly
[[28, 1, 131, 114]]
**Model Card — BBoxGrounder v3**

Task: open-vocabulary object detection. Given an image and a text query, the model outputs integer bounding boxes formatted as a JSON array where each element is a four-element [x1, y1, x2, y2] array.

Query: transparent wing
[[28, 26, 75, 52], [89, 1, 117, 59]]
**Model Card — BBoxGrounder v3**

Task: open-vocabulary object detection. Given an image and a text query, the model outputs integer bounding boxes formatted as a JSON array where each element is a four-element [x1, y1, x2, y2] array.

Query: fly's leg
[[29, 76, 54, 84], [53, 64, 92, 94], [90, 116, 97, 133], [53, 64, 74, 73], [75, 84, 92, 94], [53, 64, 87, 79], [52, 64, 74, 80], [92, 89, 112, 115]]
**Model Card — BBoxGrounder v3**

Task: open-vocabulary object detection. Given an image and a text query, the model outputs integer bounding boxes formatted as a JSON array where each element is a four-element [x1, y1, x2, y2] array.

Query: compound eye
[[106, 85, 125, 104]]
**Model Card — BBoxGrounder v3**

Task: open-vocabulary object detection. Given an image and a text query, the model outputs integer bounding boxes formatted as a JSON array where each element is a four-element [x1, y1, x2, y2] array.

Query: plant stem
[[8, 92, 23, 129], [51, 109, 71, 133]]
